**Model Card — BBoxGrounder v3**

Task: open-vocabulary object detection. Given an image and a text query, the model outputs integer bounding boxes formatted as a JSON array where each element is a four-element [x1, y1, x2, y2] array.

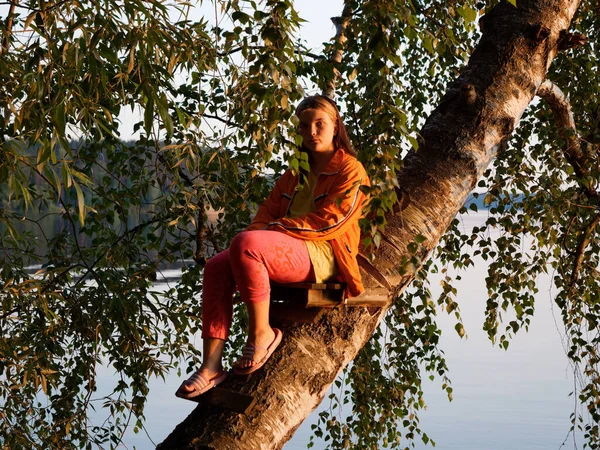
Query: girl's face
[[297, 108, 337, 153]]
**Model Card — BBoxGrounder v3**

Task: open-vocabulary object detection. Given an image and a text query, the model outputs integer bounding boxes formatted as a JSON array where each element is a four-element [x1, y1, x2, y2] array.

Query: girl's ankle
[[200, 363, 223, 375]]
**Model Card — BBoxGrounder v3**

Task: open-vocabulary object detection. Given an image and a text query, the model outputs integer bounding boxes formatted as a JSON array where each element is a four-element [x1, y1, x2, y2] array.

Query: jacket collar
[[321, 148, 346, 175]]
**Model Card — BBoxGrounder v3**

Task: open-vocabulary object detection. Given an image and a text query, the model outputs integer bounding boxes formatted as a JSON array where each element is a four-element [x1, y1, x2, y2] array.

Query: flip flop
[[175, 369, 227, 400], [233, 328, 283, 375]]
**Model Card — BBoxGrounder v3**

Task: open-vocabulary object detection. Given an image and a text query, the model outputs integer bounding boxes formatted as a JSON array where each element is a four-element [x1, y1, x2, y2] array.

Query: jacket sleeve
[[267, 160, 368, 240], [245, 171, 289, 231]]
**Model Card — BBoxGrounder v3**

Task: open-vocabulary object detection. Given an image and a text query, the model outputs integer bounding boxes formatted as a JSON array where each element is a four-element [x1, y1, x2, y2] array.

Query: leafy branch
[[537, 79, 597, 197]]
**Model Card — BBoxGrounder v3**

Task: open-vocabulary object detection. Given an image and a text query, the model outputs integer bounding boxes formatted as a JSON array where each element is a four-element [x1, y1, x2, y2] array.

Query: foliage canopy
[[1, 0, 599, 448]]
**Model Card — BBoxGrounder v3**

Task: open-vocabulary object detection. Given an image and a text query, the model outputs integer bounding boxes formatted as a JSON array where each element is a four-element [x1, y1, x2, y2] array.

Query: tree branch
[[156, 151, 195, 187], [570, 212, 600, 290], [215, 44, 322, 61], [299, 49, 323, 60], [0, 0, 68, 11], [200, 112, 238, 128], [1, 0, 17, 55], [193, 200, 207, 265], [17, 155, 92, 280], [537, 79, 600, 289], [537, 79, 596, 196], [68, 211, 179, 291], [322, 3, 353, 98]]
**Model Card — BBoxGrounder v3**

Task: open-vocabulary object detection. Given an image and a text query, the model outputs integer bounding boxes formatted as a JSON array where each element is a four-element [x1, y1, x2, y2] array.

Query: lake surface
[[96, 212, 583, 449]]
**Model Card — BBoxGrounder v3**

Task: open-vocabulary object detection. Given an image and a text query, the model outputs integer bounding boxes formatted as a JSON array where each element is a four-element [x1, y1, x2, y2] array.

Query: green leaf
[[37, 141, 53, 168], [73, 180, 86, 225], [415, 234, 427, 243], [454, 323, 465, 338], [348, 67, 358, 82], [457, 6, 478, 23], [53, 101, 66, 135], [144, 94, 155, 136]]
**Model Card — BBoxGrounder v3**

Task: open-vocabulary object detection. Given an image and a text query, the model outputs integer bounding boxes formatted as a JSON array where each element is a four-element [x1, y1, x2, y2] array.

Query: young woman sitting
[[176, 95, 369, 399]]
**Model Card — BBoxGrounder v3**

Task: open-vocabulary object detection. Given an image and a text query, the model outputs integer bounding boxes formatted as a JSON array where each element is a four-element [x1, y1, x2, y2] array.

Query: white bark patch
[[401, 204, 437, 238], [268, 387, 317, 446], [291, 336, 338, 372], [502, 93, 529, 125], [483, 127, 502, 155]]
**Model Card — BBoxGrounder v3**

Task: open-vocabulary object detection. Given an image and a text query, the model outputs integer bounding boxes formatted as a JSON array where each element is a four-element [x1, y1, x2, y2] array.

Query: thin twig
[[200, 112, 238, 128], [563, 214, 578, 256], [17, 154, 92, 278], [215, 44, 322, 60], [569, 212, 600, 290], [0, 0, 68, 11]]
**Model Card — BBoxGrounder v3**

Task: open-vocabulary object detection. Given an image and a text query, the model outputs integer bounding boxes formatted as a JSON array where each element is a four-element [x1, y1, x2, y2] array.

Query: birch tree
[[1, 0, 599, 449]]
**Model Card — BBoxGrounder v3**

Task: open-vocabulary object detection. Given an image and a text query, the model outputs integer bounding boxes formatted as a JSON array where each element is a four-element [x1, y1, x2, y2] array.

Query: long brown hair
[[295, 95, 357, 157]]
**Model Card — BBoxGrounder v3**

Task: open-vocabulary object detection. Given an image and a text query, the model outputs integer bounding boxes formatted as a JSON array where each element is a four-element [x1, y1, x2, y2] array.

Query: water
[[96, 212, 583, 449], [411, 263, 579, 450]]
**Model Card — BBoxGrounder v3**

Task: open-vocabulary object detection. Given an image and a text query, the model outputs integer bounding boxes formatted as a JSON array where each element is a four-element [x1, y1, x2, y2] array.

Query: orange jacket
[[246, 149, 369, 298]]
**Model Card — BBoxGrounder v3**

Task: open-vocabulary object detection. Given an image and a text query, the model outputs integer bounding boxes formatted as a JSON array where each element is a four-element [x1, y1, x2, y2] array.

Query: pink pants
[[201, 230, 314, 340]]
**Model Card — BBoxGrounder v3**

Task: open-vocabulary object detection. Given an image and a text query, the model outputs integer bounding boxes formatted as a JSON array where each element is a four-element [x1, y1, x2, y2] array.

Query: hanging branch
[[536, 79, 600, 289], [156, 147, 211, 265], [569, 212, 600, 290], [1, 0, 17, 55], [537, 79, 596, 196]]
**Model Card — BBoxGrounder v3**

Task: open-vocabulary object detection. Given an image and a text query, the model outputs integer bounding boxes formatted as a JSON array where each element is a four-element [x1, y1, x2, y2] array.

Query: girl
[[176, 95, 369, 399]]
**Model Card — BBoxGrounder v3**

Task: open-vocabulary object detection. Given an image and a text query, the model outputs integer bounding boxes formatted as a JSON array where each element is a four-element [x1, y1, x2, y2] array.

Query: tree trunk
[[158, 1, 581, 448]]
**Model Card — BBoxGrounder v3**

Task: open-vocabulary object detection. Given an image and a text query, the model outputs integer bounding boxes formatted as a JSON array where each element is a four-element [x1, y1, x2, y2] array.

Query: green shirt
[[287, 172, 338, 283]]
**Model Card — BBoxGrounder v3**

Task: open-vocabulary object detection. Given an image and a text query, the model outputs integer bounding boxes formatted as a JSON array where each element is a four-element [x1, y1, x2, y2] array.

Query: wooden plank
[[344, 287, 389, 307], [271, 282, 345, 291], [189, 386, 256, 414], [305, 287, 389, 308], [270, 282, 389, 309], [304, 287, 344, 308]]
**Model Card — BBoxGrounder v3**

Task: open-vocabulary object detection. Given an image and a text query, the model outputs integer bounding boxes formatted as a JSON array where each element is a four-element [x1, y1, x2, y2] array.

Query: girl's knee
[[230, 231, 262, 258], [204, 249, 231, 277]]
